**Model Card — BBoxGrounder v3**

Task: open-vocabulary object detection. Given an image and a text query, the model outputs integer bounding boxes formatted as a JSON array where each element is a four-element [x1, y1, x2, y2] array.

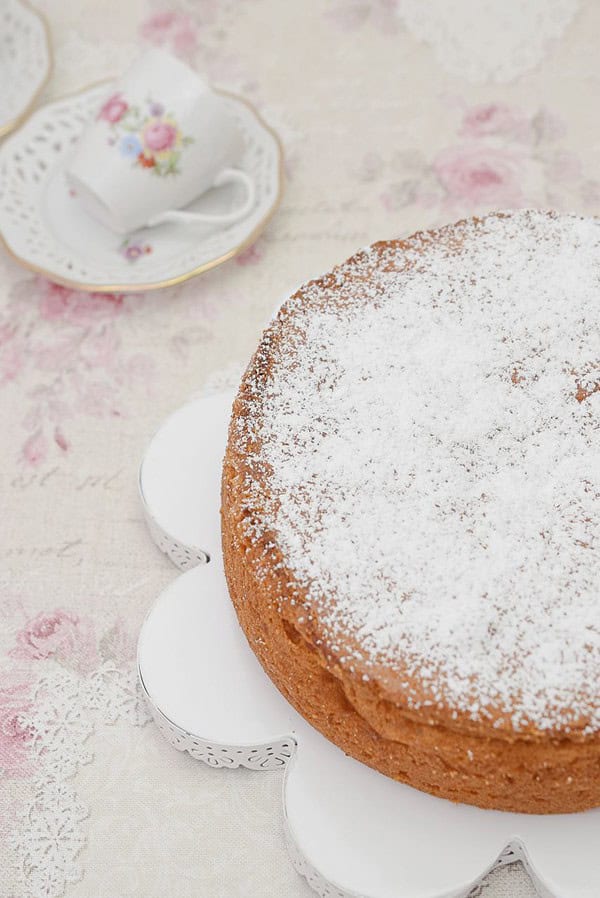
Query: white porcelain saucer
[[0, 82, 283, 291], [137, 390, 600, 898], [0, 0, 51, 138]]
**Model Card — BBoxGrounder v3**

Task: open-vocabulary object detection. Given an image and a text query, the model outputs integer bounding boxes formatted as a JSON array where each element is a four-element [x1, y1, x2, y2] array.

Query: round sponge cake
[[221, 210, 600, 813]]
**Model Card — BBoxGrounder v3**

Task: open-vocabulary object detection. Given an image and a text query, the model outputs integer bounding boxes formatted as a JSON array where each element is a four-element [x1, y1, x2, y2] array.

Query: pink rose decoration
[[0, 321, 16, 346], [235, 242, 264, 266], [433, 145, 522, 209], [141, 9, 178, 35], [54, 427, 69, 452], [143, 120, 178, 152], [140, 11, 200, 60], [0, 341, 23, 383], [125, 244, 144, 261], [12, 609, 98, 673], [461, 103, 518, 138], [0, 684, 33, 777], [22, 430, 48, 466], [39, 281, 124, 325], [98, 92, 128, 124]]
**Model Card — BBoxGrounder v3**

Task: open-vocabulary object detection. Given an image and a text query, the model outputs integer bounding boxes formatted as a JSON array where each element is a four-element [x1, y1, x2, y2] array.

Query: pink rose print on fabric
[[22, 430, 48, 466], [235, 241, 265, 266], [371, 101, 599, 219], [0, 683, 33, 777], [140, 10, 200, 61], [433, 145, 522, 208], [460, 103, 520, 138], [139, 5, 250, 87], [98, 92, 128, 124], [143, 120, 178, 152], [53, 427, 69, 452], [2, 278, 154, 465], [39, 282, 124, 325], [11, 609, 98, 675]]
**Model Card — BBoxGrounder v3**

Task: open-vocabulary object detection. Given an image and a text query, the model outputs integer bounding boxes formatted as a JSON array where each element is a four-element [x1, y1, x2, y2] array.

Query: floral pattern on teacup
[[98, 93, 194, 177], [119, 238, 153, 262]]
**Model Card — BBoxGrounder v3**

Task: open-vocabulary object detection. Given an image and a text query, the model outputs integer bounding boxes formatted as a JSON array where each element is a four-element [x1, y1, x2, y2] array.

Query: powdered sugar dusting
[[235, 211, 600, 734]]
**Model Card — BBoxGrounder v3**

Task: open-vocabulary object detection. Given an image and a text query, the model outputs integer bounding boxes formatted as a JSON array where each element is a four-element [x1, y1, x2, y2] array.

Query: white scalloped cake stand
[[137, 390, 600, 898]]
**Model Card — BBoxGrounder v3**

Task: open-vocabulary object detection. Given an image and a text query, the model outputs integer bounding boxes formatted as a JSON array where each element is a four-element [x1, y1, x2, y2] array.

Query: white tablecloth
[[2, 0, 596, 894]]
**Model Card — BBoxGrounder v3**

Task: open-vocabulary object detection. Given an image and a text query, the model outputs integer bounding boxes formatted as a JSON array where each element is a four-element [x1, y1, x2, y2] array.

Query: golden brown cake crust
[[221, 212, 600, 814]]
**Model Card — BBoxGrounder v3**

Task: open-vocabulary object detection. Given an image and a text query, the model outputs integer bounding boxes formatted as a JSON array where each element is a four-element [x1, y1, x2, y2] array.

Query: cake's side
[[222, 491, 600, 813], [221, 215, 600, 814]]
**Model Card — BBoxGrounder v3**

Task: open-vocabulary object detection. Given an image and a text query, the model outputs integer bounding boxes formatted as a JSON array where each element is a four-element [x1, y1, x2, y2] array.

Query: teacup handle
[[146, 168, 255, 228]]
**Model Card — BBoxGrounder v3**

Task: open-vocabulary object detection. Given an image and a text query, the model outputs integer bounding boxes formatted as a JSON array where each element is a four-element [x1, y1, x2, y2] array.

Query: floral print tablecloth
[[1, 1, 598, 895]]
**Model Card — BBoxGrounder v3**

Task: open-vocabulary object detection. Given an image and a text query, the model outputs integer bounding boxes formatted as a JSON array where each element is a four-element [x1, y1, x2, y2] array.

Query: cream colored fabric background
[[1, 0, 598, 895]]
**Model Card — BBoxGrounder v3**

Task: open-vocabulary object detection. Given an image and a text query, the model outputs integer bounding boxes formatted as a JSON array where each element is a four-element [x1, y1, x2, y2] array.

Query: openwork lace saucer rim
[[0, 80, 284, 293], [0, 0, 53, 138]]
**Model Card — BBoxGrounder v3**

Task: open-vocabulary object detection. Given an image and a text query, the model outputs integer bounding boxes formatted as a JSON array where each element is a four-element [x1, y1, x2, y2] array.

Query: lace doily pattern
[[10, 663, 150, 898], [396, 0, 580, 83], [0, 0, 51, 135]]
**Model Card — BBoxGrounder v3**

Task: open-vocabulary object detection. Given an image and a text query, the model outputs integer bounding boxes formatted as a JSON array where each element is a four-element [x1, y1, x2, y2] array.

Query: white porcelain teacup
[[66, 49, 255, 235]]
